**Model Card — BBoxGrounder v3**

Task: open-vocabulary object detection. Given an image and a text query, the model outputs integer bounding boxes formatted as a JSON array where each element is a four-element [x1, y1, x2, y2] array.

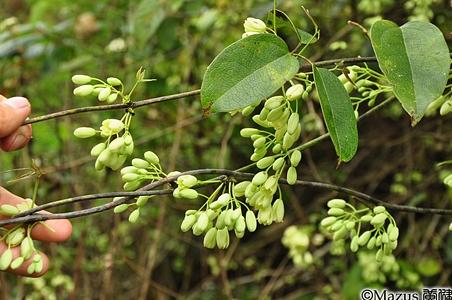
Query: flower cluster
[[0, 200, 45, 274], [282, 225, 314, 268], [74, 117, 134, 171], [320, 199, 399, 262]]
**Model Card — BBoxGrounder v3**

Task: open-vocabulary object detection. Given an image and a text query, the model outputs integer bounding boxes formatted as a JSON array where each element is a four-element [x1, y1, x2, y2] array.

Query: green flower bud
[[345, 221, 355, 230], [240, 128, 260, 137], [272, 199, 284, 222], [320, 216, 337, 227], [373, 206, 386, 214], [128, 208, 140, 223], [375, 249, 383, 262], [0, 249, 13, 271], [20, 238, 33, 259], [177, 175, 197, 188], [73, 85, 94, 96], [121, 166, 138, 175], [350, 236, 359, 252], [250, 151, 266, 161], [287, 113, 300, 135], [327, 199, 346, 209], [290, 150, 302, 167], [360, 214, 373, 222], [259, 107, 269, 120], [215, 210, 227, 229], [234, 216, 246, 233], [241, 106, 256, 116], [358, 231, 372, 246], [98, 87, 111, 101], [203, 228, 217, 249], [264, 96, 284, 110], [328, 208, 345, 216], [252, 171, 268, 185], [370, 213, 387, 227], [231, 208, 242, 221], [330, 221, 343, 232], [245, 210, 257, 232], [180, 188, 198, 199], [235, 229, 245, 238], [114, 204, 129, 214], [109, 137, 125, 152], [136, 196, 150, 207], [6, 227, 25, 247], [98, 148, 113, 165], [333, 226, 347, 240], [10, 257, 24, 270], [107, 77, 122, 86], [91, 143, 106, 157], [217, 193, 231, 206], [381, 232, 389, 244], [233, 181, 250, 197], [122, 173, 140, 182], [123, 181, 141, 191], [181, 214, 197, 232], [132, 158, 150, 169], [263, 176, 278, 192], [195, 212, 209, 232], [0, 204, 19, 216], [257, 156, 275, 169], [272, 157, 285, 171], [107, 93, 118, 103], [287, 166, 297, 185], [257, 207, 273, 225], [272, 143, 282, 153], [144, 151, 160, 165], [71, 75, 92, 85], [253, 137, 266, 149], [367, 236, 376, 249], [388, 227, 399, 242], [216, 228, 230, 249], [243, 17, 266, 33], [74, 127, 96, 138], [245, 183, 257, 198], [34, 258, 44, 273], [27, 263, 35, 275], [266, 106, 285, 122], [224, 209, 234, 227], [286, 84, 304, 101]]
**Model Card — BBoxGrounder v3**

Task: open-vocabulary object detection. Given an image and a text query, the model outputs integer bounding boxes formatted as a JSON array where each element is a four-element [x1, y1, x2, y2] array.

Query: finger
[[0, 242, 49, 277], [0, 97, 31, 138], [0, 124, 32, 151], [0, 187, 72, 242]]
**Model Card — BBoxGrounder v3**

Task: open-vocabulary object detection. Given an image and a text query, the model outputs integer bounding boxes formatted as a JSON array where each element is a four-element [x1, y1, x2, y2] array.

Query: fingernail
[[10, 134, 27, 150], [4, 97, 30, 110]]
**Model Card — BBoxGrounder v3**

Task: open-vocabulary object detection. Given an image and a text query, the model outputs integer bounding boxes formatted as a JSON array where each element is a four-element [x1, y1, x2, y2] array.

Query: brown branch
[[1, 169, 451, 226], [24, 90, 201, 125]]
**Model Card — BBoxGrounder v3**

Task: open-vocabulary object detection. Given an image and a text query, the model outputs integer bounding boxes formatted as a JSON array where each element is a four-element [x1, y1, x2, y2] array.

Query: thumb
[[0, 97, 31, 138]]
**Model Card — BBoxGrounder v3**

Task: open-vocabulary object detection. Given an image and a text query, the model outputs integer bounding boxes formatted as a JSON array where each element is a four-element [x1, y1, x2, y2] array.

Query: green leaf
[[201, 33, 299, 113], [313, 67, 358, 162], [370, 20, 450, 126], [130, 0, 166, 50]]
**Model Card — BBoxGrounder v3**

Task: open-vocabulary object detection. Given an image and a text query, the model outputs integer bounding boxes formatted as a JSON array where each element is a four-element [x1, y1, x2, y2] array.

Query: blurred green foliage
[[0, 0, 451, 299]]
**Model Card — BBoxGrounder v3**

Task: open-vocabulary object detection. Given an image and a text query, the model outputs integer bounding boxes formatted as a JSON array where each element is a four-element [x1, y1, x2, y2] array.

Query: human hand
[[0, 95, 72, 277]]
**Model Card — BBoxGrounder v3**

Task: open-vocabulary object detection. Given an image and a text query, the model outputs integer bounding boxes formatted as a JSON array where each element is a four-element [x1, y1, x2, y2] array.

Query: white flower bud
[[243, 17, 266, 33]]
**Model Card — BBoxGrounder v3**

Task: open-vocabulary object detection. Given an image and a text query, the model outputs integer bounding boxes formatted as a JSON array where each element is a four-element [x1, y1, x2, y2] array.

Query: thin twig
[[24, 90, 201, 125], [1, 169, 451, 226]]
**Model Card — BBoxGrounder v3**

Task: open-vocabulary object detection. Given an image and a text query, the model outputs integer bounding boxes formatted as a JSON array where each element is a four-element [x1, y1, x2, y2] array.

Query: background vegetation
[[0, 0, 451, 299]]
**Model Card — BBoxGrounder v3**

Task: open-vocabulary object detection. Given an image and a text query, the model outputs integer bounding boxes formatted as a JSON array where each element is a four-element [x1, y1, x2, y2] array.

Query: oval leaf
[[370, 20, 450, 126], [313, 67, 358, 162], [201, 33, 299, 113]]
